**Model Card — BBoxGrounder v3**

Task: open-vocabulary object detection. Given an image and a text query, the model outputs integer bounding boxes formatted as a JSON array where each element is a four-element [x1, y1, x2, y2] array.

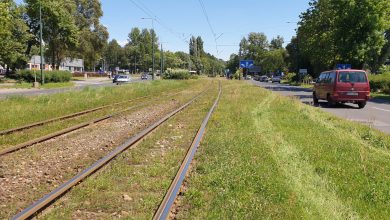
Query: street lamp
[[39, 1, 44, 84], [141, 17, 156, 80], [159, 42, 168, 77]]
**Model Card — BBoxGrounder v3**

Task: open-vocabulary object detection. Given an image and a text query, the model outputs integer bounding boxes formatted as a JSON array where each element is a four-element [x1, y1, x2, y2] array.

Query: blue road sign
[[336, 64, 352, 70], [240, 60, 254, 69]]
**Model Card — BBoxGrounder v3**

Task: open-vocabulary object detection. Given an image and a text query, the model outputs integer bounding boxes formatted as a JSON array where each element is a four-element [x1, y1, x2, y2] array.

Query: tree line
[[0, 0, 224, 75], [228, 0, 390, 77], [226, 33, 287, 75], [104, 31, 225, 75], [0, 0, 108, 73], [288, 0, 390, 76]]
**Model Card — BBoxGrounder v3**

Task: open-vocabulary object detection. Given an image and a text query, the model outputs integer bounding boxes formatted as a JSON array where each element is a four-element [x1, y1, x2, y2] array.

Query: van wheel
[[327, 95, 335, 107], [358, 102, 366, 109], [313, 92, 319, 105]]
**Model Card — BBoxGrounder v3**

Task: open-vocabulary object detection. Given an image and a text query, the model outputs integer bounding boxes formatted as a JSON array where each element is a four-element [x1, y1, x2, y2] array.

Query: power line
[[197, 0, 219, 55], [128, 0, 189, 44]]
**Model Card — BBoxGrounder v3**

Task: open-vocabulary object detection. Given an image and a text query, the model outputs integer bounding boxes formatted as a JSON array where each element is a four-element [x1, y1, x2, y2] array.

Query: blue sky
[[16, 0, 311, 60], [101, 0, 310, 60]]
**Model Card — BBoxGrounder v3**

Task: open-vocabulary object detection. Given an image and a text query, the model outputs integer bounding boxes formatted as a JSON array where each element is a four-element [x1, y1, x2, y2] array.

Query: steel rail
[[0, 102, 144, 156], [11, 84, 211, 220], [0, 96, 150, 136], [0, 87, 206, 156], [153, 82, 221, 220]]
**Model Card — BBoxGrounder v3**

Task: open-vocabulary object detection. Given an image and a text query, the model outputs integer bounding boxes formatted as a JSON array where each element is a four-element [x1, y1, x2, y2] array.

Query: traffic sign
[[299, 69, 308, 74], [240, 60, 254, 69], [336, 64, 352, 70]]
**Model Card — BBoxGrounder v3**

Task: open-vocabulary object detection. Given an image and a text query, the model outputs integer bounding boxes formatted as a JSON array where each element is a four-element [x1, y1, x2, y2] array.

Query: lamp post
[[159, 42, 167, 77], [141, 17, 155, 80], [39, 1, 44, 84]]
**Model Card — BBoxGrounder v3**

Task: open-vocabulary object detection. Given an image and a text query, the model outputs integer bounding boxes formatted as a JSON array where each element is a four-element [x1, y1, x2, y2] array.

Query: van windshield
[[338, 71, 367, 83]]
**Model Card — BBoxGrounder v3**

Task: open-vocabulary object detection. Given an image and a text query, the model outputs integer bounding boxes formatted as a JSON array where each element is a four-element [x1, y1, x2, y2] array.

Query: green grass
[[0, 82, 75, 89], [177, 80, 390, 219], [371, 92, 390, 101]]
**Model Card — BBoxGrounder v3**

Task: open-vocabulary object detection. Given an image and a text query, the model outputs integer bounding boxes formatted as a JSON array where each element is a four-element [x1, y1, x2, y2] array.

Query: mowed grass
[[178, 80, 390, 219], [0, 80, 205, 131]]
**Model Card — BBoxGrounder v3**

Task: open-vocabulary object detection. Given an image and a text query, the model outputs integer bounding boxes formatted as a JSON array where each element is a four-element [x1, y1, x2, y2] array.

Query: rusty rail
[[0, 96, 149, 136], [153, 82, 221, 220]]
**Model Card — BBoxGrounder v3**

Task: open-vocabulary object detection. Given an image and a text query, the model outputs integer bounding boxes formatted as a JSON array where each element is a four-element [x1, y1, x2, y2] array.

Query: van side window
[[319, 73, 326, 83], [328, 72, 336, 83], [322, 73, 329, 83]]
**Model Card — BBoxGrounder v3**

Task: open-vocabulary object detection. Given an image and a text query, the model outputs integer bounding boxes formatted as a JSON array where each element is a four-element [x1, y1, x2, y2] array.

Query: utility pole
[[39, 1, 44, 84], [141, 18, 155, 80], [160, 43, 163, 77]]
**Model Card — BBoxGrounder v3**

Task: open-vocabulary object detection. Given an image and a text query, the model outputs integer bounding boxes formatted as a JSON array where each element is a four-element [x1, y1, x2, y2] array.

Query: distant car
[[313, 69, 370, 108], [113, 74, 131, 84], [141, 73, 148, 80], [260, 75, 269, 82], [271, 75, 281, 83], [245, 75, 252, 80]]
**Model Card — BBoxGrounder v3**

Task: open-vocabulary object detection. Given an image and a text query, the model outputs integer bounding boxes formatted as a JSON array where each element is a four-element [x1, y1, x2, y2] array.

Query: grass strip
[[177, 80, 390, 219]]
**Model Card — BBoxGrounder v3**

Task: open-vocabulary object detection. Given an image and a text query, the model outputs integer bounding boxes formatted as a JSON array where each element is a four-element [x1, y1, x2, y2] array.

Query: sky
[[101, 0, 311, 60], [16, 0, 311, 61]]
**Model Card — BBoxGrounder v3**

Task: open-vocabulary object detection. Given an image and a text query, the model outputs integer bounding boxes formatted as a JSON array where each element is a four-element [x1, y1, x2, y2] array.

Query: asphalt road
[[252, 80, 390, 134], [0, 78, 144, 99]]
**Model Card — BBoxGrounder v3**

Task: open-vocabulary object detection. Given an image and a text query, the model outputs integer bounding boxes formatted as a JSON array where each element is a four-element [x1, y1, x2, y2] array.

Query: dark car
[[271, 75, 281, 83], [141, 73, 148, 80], [312, 69, 370, 108], [260, 75, 269, 82]]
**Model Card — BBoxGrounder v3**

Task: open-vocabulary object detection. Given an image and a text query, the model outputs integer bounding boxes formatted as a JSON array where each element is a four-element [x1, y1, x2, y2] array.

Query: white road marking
[[372, 107, 390, 113]]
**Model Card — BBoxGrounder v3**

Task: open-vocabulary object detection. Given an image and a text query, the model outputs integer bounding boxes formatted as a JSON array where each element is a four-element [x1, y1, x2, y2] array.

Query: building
[[26, 56, 84, 72], [0, 64, 5, 74], [26, 55, 52, 70], [59, 58, 84, 72]]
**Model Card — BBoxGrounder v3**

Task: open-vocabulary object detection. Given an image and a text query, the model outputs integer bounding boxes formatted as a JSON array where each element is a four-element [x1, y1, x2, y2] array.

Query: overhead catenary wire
[[128, 0, 189, 44], [197, 0, 219, 55]]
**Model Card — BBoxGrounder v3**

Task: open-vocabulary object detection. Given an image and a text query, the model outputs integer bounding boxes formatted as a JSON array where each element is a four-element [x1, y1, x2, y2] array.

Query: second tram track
[[0, 86, 206, 156]]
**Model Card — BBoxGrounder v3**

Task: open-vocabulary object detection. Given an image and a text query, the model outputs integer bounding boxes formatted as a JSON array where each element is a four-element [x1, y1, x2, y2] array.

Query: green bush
[[163, 69, 197, 80], [369, 73, 390, 94], [16, 70, 72, 83], [283, 72, 296, 83], [233, 70, 243, 80]]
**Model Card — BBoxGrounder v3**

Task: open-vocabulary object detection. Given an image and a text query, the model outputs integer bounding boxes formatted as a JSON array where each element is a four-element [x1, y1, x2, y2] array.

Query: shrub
[[283, 72, 296, 83], [15, 70, 72, 83], [369, 73, 390, 94], [233, 69, 243, 80], [163, 69, 196, 80]]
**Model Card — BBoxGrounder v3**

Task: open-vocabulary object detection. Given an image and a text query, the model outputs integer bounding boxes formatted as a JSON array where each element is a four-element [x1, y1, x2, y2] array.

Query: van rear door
[[336, 71, 369, 100]]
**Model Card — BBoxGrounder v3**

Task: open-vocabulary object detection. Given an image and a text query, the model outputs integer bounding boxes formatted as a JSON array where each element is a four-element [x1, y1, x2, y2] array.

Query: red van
[[313, 69, 370, 108]]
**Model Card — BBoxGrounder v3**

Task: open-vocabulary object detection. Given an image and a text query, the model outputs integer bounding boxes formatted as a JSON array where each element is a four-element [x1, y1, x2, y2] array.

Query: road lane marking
[[372, 107, 390, 113]]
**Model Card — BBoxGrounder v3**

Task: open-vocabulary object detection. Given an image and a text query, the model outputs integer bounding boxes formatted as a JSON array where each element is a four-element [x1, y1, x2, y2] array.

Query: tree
[[270, 35, 284, 50], [72, 0, 109, 70], [226, 53, 239, 74], [295, 0, 390, 73], [0, 0, 31, 72], [25, 0, 79, 69], [104, 39, 122, 71]]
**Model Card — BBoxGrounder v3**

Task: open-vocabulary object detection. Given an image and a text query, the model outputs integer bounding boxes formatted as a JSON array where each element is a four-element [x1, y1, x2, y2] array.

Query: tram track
[[7, 83, 215, 220], [0, 87, 205, 156]]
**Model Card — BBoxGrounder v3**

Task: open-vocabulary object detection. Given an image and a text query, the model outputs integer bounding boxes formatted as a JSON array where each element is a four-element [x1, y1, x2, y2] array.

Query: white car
[[113, 75, 131, 84]]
